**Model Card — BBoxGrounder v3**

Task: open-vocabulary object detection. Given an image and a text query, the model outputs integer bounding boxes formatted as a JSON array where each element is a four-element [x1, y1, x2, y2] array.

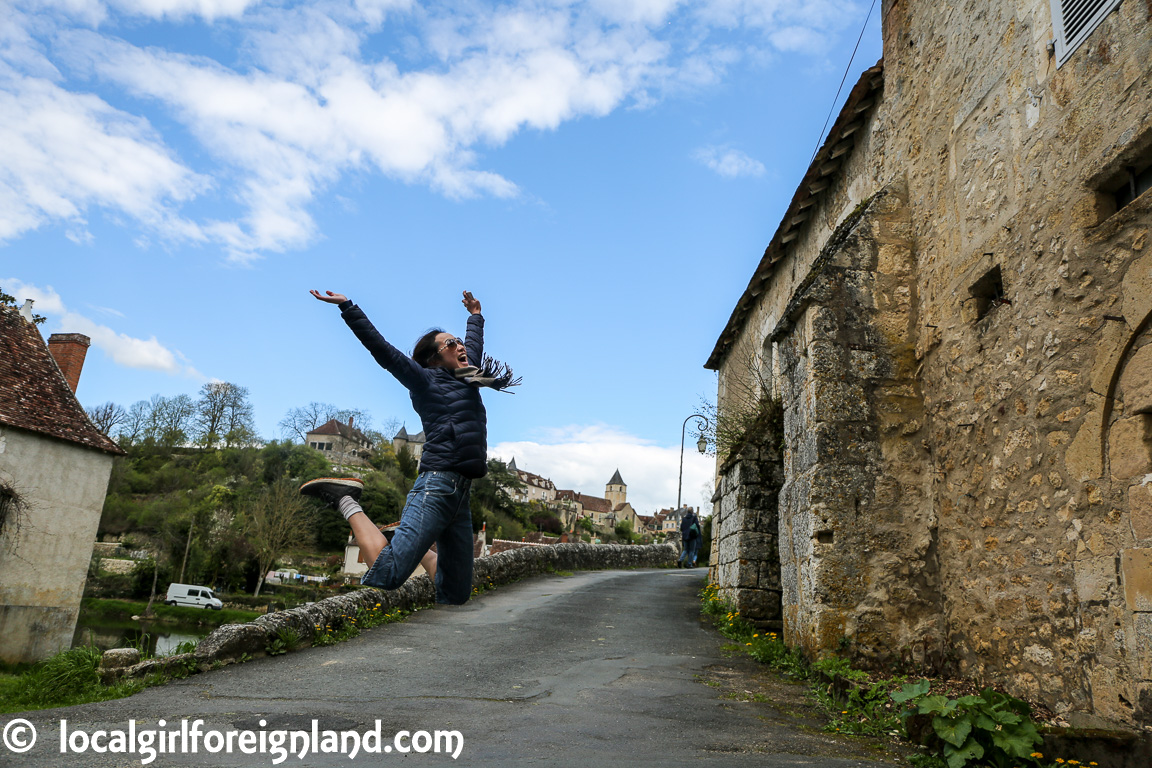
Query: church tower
[[605, 469, 626, 508]]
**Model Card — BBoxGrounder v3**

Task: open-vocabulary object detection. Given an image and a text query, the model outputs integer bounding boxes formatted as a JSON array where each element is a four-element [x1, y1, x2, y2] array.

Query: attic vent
[[969, 265, 1007, 321], [1049, 0, 1124, 67]]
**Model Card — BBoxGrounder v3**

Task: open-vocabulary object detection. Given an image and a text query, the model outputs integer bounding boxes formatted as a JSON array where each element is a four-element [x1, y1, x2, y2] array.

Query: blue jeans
[[679, 537, 700, 566], [362, 470, 474, 605]]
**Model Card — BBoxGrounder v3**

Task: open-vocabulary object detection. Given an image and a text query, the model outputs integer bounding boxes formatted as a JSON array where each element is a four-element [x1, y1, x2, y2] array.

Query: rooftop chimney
[[348, 415, 354, 427], [47, 333, 91, 394]]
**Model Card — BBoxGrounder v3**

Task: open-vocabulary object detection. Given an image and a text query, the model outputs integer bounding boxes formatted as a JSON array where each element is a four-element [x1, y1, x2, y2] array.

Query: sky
[[2, 0, 882, 517]]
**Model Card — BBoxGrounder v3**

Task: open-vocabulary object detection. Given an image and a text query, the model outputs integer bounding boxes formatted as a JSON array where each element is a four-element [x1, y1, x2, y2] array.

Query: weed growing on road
[[700, 583, 807, 679], [312, 602, 416, 647]]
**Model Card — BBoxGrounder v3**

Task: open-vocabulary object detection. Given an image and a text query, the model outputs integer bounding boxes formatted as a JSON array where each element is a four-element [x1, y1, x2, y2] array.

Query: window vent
[[1050, 0, 1124, 67]]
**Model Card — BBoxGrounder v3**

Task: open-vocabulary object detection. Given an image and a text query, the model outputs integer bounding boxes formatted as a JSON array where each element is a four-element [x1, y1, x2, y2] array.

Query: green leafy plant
[[892, 681, 1043, 768], [265, 627, 301, 656]]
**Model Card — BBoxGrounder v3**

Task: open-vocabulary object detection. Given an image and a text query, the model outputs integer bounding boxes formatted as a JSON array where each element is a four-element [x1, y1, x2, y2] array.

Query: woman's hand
[[310, 289, 348, 305], [462, 290, 481, 315]]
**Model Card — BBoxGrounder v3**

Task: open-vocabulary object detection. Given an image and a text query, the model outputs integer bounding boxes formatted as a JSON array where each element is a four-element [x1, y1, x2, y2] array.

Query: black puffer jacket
[[339, 303, 488, 479]]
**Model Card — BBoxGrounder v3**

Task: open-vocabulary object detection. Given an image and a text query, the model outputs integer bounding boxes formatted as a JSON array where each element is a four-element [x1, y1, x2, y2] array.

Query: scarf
[[453, 354, 522, 392]]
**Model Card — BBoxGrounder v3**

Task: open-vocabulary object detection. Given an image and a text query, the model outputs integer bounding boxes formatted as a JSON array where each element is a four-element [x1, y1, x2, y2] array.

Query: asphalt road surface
[[2, 568, 899, 768]]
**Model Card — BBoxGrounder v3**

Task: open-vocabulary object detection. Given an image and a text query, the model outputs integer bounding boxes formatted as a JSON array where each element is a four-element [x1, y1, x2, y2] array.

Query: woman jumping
[[300, 289, 517, 605]]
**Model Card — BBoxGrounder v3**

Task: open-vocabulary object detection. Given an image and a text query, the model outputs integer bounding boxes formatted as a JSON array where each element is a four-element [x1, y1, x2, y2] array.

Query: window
[[1114, 164, 1152, 210], [1049, 0, 1124, 67]]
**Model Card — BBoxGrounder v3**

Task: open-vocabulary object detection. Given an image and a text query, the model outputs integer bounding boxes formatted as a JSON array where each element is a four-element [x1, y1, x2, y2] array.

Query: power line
[[810, 0, 880, 163]]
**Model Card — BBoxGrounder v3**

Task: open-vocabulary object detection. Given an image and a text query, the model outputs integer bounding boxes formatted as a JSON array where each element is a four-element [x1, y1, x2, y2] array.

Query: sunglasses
[[437, 337, 465, 353]]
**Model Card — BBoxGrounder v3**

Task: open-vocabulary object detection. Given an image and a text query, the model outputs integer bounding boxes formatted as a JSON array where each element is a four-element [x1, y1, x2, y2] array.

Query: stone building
[[705, 0, 1152, 727], [306, 417, 372, 466], [506, 457, 557, 504], [391, 425, 425, 461], [0, 307, 124, 663]]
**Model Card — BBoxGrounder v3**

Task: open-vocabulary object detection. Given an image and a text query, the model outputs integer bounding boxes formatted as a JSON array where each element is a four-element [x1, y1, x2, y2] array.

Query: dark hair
[[412, 328, 446, 368]]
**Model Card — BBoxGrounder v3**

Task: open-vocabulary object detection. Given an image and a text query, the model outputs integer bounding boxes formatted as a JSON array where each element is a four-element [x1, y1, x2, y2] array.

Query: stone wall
[[708, 0, 1152, 727], [770, 185, 941, 669], [711, 419, 784, 630], [105, 543, 677, 681]]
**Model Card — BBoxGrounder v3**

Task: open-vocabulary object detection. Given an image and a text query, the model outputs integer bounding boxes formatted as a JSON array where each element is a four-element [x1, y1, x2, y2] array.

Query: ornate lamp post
[[677, 414, 710, 510]]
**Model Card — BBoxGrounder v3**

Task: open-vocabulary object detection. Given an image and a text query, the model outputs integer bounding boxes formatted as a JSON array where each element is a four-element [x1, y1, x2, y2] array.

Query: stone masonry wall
[[879, 0, 1152, 725], [712, 427, 785, 629], [771, 184, 941, 669]]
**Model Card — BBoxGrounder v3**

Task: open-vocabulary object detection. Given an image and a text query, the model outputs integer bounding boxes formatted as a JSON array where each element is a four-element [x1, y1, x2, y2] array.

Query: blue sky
[[2, 0, 881, 515]]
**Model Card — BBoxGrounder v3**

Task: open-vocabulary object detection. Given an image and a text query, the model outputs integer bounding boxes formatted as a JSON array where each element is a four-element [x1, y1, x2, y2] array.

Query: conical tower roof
[[608, 469, 625, 486]]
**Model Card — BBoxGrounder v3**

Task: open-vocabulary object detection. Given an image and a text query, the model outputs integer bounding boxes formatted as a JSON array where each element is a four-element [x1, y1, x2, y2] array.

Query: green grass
[[0, 645, 152, 715], [80, 598, 260, 626]]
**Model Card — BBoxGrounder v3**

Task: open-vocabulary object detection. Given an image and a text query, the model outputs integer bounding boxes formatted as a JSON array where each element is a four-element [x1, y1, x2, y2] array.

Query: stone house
[[705, 0, 1152, 727], [0, 307, 124, 663], [391, 426, 425, 461], [506, 458, 557, 504], [306, 417, 372, 466]]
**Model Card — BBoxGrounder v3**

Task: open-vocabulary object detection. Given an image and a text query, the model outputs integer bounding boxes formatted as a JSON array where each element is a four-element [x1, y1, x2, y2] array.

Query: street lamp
[[677, 414, 710, 510]]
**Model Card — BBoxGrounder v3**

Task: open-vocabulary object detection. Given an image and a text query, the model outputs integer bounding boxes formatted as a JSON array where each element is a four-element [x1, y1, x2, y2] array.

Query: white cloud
[[491, 424, 715, 515], [692, 144, 765, 178], [1, 277, 199, 376], [0, 58, 208, 245], [4, 0, 859, 257]]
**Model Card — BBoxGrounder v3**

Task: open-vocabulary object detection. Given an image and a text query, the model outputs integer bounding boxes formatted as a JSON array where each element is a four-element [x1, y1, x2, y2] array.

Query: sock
[[338, 495, 363, 521]]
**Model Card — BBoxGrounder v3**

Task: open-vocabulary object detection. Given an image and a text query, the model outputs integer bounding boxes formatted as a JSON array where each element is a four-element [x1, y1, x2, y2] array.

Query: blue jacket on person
[[681, 511, 699, 541], [339, 302, 488, 479]]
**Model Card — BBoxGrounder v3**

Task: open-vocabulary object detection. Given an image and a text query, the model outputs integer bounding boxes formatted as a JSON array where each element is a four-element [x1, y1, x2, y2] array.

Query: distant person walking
[[300, 289, 518, 605], [679, 508, 701, 568]]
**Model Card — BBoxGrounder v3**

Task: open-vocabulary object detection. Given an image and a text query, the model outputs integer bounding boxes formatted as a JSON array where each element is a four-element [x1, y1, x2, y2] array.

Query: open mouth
[[457, 352, 468, 364]]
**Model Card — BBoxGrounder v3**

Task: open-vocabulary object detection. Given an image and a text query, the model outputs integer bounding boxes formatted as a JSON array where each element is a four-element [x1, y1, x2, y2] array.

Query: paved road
[[2, 569, 898, 767]]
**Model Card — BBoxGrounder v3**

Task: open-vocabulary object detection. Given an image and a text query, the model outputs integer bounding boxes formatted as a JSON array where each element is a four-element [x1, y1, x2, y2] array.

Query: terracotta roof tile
[[307, 418, 372, 444], [0, 307, 123, 455]]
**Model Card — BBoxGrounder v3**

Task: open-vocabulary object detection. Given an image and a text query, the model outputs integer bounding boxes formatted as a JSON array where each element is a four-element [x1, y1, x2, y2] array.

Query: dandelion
[[1067, 762, 1080, 766], [746, 643, 752, 646], [753, 634, 759, 638], [1055, 760, 1064, 764]]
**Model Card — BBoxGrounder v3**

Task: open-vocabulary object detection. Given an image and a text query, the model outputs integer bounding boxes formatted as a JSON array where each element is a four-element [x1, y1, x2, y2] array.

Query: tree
[[471, 459, 523, 516], [86, 401, 127, 437], [0, 286, 46, 324], [148, 393, 196, 447], [614, 519, 634, 540], [119, 399, 153, 445], [242, 480, 314, 597], [195, 382, 257, 447]]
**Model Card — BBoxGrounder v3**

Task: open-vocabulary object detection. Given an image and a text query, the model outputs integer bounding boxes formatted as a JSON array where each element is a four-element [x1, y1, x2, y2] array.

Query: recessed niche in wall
[[968, 265, 1007, 321]]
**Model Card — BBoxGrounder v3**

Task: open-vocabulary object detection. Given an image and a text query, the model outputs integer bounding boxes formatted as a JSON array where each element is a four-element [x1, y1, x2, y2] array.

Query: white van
[[165, 584, 223, 610]]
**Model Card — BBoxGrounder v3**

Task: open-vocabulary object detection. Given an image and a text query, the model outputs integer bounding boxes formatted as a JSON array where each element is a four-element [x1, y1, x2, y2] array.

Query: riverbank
[[79, 598, 261, 627]]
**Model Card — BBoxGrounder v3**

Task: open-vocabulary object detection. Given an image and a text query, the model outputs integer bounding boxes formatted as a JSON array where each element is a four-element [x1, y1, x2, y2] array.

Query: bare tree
[[243, 481, 314, 597], [278, 402, 372, 443], [222, 384, 257, 446], [149, 393, 196, 446], [86, 401, 127, 437], [119, 399, 153, 445], [195, 382, 258, 447]]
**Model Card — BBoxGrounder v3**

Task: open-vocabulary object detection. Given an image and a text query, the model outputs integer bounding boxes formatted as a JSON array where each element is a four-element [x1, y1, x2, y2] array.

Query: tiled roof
[[554, 490, 613, 513], [608, 468, 625, 486], [0, 307, 123, 455], [576, 493, 612, 514], [705, 62, 884, 369], [307, 418, 371, 444]]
